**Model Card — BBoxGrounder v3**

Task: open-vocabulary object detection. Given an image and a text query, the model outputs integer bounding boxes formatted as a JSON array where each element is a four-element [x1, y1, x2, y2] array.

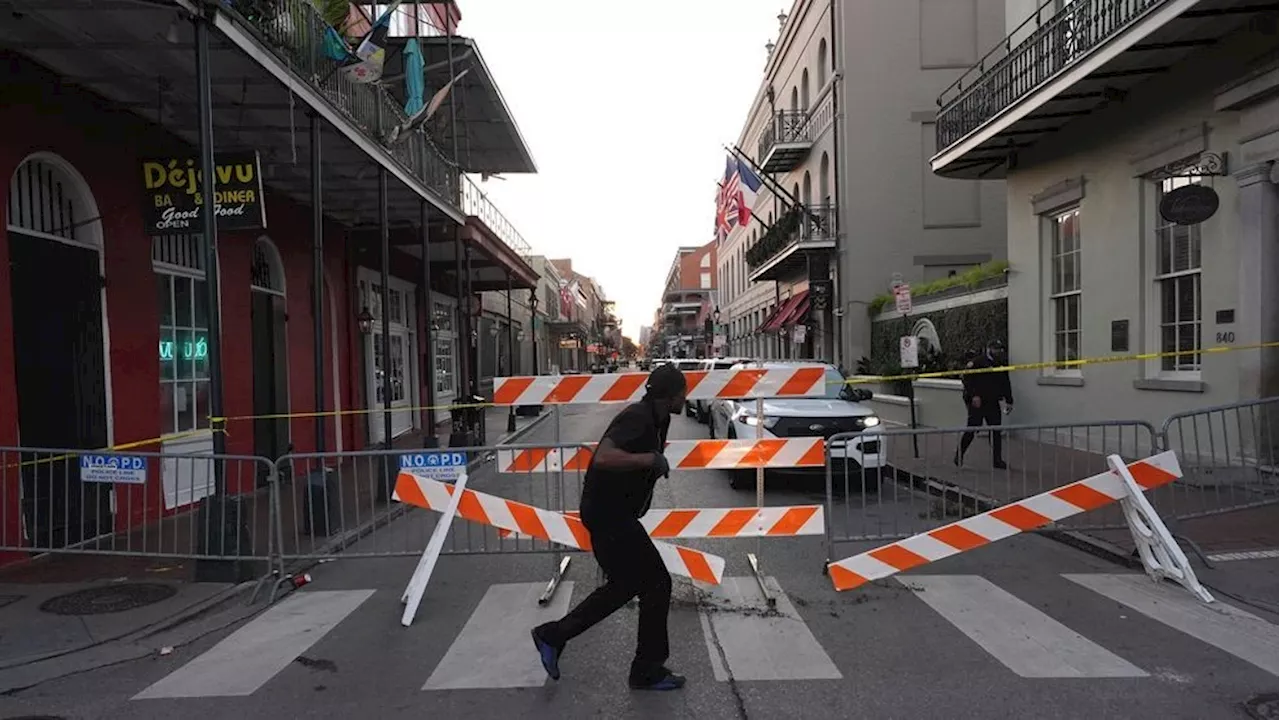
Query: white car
[[692, 357, 753, 424], [709, 361, 885, 489]]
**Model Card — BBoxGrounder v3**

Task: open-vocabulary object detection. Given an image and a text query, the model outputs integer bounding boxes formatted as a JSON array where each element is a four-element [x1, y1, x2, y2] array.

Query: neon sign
[[159, 336, 209, 361]]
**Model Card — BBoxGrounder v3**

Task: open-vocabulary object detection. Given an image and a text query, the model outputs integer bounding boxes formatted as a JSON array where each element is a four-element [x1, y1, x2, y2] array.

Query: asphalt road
[[1, 404, 1276, 720]]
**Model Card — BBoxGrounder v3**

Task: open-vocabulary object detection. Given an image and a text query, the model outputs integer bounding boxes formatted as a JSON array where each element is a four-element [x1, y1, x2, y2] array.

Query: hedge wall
[[866, 298, 1008, 383]]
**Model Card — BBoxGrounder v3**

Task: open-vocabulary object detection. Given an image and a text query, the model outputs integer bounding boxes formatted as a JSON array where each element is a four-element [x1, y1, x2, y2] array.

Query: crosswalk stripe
[[133, 589, 375, 699], [422, 581, 576, 690], [900, 575, 1147, 678], [1064, 573, 1279, 676], [698, 576, 842, 682]]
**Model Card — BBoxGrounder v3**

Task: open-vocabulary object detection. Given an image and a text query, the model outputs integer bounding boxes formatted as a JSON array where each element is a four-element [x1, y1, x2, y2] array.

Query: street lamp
[[357, 306, 374, 335]]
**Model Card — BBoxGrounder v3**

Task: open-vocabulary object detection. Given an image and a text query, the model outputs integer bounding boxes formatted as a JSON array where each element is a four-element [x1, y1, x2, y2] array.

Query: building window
[[157, 272, 210, 434], [817, 39, 827, 89], [1049, 208, 1081, 370], [700, 252, 710, 269], [700, 271, 712, 289], [1154, 176, 1202, 372]]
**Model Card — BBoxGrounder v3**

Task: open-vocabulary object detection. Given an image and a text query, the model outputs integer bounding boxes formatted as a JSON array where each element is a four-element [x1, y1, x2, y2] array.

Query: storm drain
[[39, 583, 177, 616]]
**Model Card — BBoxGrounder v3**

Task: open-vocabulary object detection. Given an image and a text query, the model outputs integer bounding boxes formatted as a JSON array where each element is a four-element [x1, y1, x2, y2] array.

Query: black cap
[[645, 363, 688, 399], [988, 339, 1006, 350]]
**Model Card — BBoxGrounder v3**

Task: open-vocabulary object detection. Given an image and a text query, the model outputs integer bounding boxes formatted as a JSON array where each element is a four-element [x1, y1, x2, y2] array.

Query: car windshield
[[822, 367, 858, 401]]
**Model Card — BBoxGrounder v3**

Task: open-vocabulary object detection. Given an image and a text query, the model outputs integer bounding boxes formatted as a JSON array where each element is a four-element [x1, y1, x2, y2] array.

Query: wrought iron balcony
[[757, 109, 814, 173], [746, 203, 836, 282], [931, 0, 1228, 177], [235, 0, 460, 209], [460, 176, 533, 258]]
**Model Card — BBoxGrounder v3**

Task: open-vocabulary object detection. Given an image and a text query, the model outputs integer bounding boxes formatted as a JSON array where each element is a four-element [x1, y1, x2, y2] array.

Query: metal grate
[[152, 233, 205, 272], [7, 158, 82, 241], [250, 239, 283, 293]]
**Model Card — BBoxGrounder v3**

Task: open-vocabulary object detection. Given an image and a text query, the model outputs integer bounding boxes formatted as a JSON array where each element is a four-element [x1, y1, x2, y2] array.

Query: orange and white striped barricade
[[492, 366, 830, 406], [392, 470, 725, 583], [491, 365, 831, 610], [825, 451, 1212, 602], [499, 505, 824, 541], [398, 466, 471, 627], [496, 438, 827, 474]]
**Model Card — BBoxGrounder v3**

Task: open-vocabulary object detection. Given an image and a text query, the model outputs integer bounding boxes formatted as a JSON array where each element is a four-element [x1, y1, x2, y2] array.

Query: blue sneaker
[[530, 626, 562, 680], [629, 667, 686, 691]]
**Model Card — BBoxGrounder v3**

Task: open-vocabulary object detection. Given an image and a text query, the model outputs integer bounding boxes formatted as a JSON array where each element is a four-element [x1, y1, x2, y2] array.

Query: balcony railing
[[936, 0, 1163, 153], [235, 0, 459, 208], [461, 176, 532, 258], [745, 203, 837, 270], [757, 109, 813, 173]]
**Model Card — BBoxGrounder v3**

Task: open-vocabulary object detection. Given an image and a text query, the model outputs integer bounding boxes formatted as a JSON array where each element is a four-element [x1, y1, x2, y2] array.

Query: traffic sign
[[400, 451, 468, 483], [79, 454, 148, 484], [893, 284, 912, 314], [900, 335, 920, 369]]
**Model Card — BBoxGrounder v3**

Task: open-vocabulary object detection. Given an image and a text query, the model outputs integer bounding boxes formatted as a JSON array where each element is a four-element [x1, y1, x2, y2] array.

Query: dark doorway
[[250, 290, 289, 479], [8, 231, 111, 548]]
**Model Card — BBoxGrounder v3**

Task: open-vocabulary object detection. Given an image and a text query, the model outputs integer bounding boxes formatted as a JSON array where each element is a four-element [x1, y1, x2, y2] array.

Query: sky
[[454, 0, 787, 340]]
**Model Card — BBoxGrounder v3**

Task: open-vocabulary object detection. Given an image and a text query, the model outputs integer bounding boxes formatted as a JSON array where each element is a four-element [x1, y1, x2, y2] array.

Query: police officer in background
[[531, 363, 688, 691], [955, 339, 1013, 470]]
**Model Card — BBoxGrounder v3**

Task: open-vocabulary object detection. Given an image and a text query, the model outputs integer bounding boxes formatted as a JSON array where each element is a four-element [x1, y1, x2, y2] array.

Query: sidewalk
[[0, 406, 549, 667]]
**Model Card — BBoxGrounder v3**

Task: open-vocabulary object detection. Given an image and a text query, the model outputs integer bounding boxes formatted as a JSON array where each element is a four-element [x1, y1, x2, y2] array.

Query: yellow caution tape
[[841, 341, 1278, 385], [9, 343, 1272, 470]]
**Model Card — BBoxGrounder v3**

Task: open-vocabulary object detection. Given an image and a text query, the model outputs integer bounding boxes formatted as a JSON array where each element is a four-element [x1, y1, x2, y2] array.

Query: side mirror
[[852, 388, 873, 402]]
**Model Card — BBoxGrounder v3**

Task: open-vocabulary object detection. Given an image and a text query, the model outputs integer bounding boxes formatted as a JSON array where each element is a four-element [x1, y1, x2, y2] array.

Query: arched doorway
[[250, 237, 289, 471], [6, 154, 112, 547]]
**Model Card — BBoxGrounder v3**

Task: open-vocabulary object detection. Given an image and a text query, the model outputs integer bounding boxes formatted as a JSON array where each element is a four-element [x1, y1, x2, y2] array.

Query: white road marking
[[901, 575, 1147, 678], [1066, 573, 1279, 676], [422, 581, 574, 690], [133, 589, 374, 699], [1205, 549, 1279, 563], [698, 576, 842, 682]]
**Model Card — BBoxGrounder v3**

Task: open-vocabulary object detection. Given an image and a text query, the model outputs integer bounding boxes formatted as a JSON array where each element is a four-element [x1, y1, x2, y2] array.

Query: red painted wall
[[0, 53, 358, 554]]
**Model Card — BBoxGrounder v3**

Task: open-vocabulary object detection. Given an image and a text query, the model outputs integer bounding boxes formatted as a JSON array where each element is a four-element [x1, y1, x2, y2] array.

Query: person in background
[[955, 339, 1013, 470], [530, 364, 688, 691]]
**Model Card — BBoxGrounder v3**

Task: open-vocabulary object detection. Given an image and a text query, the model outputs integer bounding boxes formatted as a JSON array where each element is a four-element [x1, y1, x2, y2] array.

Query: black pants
[[958, 400, 1004, 463], [539, 515, 671, 676]]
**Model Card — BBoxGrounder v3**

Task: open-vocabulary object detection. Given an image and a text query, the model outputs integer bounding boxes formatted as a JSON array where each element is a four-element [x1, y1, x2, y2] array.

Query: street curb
[[279, 409, 555, 578], [887, 465, 1143, 570]]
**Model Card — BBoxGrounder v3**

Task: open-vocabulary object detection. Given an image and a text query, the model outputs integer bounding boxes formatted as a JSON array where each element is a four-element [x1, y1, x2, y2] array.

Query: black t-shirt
[[579, 400, 669, 524]]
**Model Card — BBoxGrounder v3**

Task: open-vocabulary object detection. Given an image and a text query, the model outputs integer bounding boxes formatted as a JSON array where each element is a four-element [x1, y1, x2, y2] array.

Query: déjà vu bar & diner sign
[[141, 152, 267, 232]]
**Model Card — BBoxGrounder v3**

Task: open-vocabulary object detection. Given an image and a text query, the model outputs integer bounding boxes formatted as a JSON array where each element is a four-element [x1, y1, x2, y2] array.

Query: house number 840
[[1215, 331, 1235, 344]]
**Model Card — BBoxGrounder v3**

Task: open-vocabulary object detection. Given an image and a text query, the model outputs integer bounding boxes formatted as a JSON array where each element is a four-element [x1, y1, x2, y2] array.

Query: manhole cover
[[39, 583, 177, 616]]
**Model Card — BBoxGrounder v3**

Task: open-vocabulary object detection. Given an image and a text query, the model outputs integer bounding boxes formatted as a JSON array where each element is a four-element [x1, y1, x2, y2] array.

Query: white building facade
[[720, 0, 1010, 366], [931, 0, 1277, 438]]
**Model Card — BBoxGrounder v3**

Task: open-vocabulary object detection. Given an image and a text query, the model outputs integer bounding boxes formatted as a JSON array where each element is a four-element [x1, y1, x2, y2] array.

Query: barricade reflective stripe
[[392, 472, 724, 584], [499, 505, 824, 540], [826, 451, 1183, 592], [492, 366, 829, 406], [497, 438, 827, 474]]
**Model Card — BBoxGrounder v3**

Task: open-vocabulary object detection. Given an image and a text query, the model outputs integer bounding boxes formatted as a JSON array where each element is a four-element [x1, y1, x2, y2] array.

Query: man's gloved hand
[[651, 452, 671, 479]]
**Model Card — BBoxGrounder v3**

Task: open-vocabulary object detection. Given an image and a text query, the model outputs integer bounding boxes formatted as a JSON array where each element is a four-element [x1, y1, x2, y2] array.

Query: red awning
[[757, 291, 808, 333], [779, 290, 812, 327]]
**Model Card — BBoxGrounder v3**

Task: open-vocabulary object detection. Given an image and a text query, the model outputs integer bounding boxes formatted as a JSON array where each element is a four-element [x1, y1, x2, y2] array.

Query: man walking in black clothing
[[955, 339, 1013, 469], [531, 363, 688, 691]]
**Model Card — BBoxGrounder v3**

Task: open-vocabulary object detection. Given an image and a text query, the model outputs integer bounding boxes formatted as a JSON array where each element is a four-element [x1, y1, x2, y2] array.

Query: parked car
[[691, 358, 753, 425], [708, 361, 883, 489], [663, 358, 704, 417]]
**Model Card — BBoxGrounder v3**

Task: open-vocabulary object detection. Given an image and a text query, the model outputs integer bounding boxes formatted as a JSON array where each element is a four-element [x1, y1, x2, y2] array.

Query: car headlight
[[859, 415, 881, 428], [735, 411, 779, 429]]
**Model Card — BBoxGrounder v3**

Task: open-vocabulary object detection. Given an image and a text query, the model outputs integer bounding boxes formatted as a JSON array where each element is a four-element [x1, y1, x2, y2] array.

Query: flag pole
[[725, 145, 821, 225]]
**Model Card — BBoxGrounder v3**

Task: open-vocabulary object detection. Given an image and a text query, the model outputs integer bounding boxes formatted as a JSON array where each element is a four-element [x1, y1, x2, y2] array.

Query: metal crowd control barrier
[[0, 445, 279, 598], [491, 365, 834, 609], [1156, 397, 1279, 525], [823, 421, 1160, 566]]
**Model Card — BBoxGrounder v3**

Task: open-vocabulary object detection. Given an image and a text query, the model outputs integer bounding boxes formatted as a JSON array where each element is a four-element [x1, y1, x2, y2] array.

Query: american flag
[[715, 154, 762, 241]]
